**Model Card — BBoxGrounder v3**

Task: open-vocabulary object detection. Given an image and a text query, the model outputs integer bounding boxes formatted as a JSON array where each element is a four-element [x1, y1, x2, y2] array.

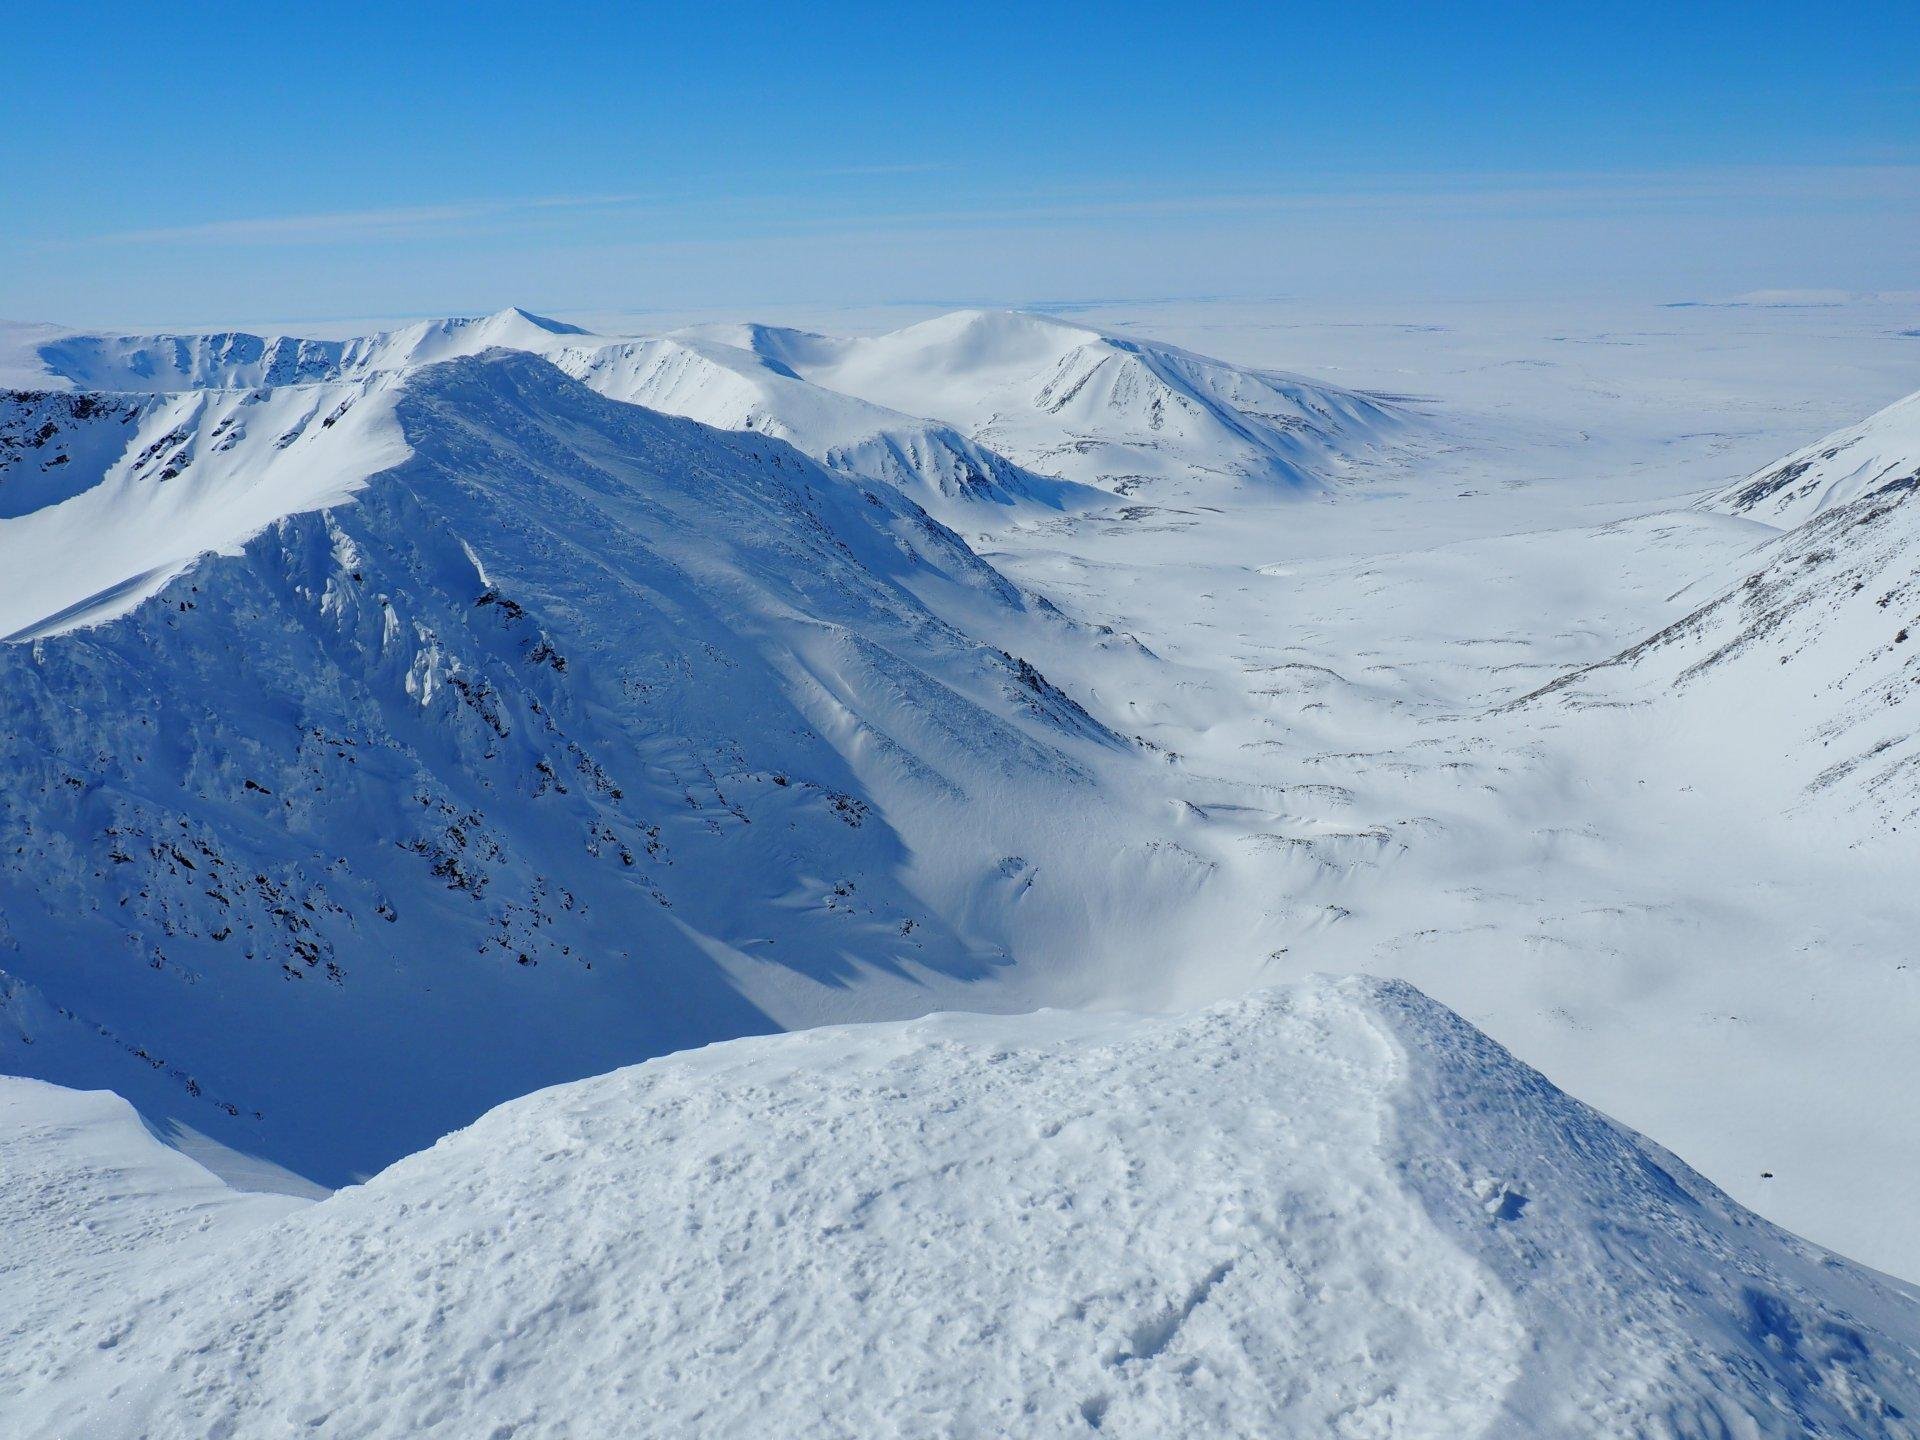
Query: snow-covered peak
[[0, 348, 1124, 1183], [11, 976, 1919, 1437]]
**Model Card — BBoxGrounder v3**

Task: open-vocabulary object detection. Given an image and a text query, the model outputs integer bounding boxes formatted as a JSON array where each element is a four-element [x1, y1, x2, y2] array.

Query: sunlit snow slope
[[1534, 391, 1920, 826], [9, 976, 1919, 1440], [546, 332, 1089, 525]]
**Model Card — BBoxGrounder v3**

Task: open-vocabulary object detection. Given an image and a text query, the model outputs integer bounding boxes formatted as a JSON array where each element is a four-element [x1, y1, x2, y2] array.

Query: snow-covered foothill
[[1532, 406, 1920, 826]]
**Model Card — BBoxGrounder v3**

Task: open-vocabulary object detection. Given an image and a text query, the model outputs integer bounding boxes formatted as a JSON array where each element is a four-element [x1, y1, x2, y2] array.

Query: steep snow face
[[547, 333, 1085, 524], [0, 352, 1123, 1184], [699, 309, 1406, 497], [1529, 472, 1920, 826], [11, 976, 1919, 1439], [1708, 388, 1920, 527]]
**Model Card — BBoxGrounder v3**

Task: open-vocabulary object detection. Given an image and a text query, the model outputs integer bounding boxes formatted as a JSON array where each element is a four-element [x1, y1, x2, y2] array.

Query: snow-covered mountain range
[[4, 299, 1920, 1433]]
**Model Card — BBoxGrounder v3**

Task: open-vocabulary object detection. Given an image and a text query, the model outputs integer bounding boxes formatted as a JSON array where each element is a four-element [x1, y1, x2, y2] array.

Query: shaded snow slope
[[10, 976, 1919, 1439], [0, 351, 1124, 1185], [1708, 387, 1920, 527], [689, 309, 1408, 497]]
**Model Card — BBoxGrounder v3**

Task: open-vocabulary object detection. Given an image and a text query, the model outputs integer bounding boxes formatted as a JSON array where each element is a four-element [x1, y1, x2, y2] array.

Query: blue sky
[[4, 1, 1916, 325]]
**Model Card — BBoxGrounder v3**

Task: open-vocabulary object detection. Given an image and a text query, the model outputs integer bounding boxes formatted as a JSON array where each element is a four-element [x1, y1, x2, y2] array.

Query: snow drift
[[8, 975, 1918, 1439]]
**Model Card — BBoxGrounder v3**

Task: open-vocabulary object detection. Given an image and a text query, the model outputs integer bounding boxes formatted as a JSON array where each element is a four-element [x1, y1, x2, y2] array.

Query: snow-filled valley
[[4, 296, 1920, 1435]]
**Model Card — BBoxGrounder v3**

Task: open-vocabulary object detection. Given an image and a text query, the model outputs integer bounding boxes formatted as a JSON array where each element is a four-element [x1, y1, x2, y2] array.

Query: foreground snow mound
[[694, 309, 1405, 497], [1707, 387, 1920, 527], [0, 351, 1121, 1184], [12, 976, 1918, 1439]]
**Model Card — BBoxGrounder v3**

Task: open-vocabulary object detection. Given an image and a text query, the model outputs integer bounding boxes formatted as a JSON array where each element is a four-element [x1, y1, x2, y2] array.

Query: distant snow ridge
[[1707, 387, 1920, 527], [687, 309, 1406, 497], [0, 374, 408, 636], [11, 976, 1919, 1439], [3, 306, 1401, 506], [0, 351, 1120, 1184], [12, 307, 587, 392]]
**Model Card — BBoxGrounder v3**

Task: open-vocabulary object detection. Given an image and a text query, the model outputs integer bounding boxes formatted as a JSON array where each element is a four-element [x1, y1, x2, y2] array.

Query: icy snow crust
[[9, 977, 1919, 1439]]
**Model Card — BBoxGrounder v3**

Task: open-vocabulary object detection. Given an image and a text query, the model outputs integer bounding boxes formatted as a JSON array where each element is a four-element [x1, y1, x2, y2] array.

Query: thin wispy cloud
[[95, 194, 659, 246], [90, 164, 1920, 251]]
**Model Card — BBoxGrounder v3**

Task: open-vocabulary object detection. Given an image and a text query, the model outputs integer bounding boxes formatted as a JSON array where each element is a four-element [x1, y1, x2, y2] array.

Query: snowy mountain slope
[[0, 350, 1127, 1185], [690, 309, 1407, 497], [11, 976, 1920, 1439], [1526, 457, 1920, 826], [0, 376, 407, 638], [1707, 386, 1920, 526], [546, 332, 1088, 524]]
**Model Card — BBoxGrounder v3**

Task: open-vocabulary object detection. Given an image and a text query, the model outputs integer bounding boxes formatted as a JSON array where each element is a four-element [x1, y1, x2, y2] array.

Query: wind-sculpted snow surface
[[0, 352, 1122, 1184], [10, 976, 1919, 1439], [689, 309, 1407, 497]]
